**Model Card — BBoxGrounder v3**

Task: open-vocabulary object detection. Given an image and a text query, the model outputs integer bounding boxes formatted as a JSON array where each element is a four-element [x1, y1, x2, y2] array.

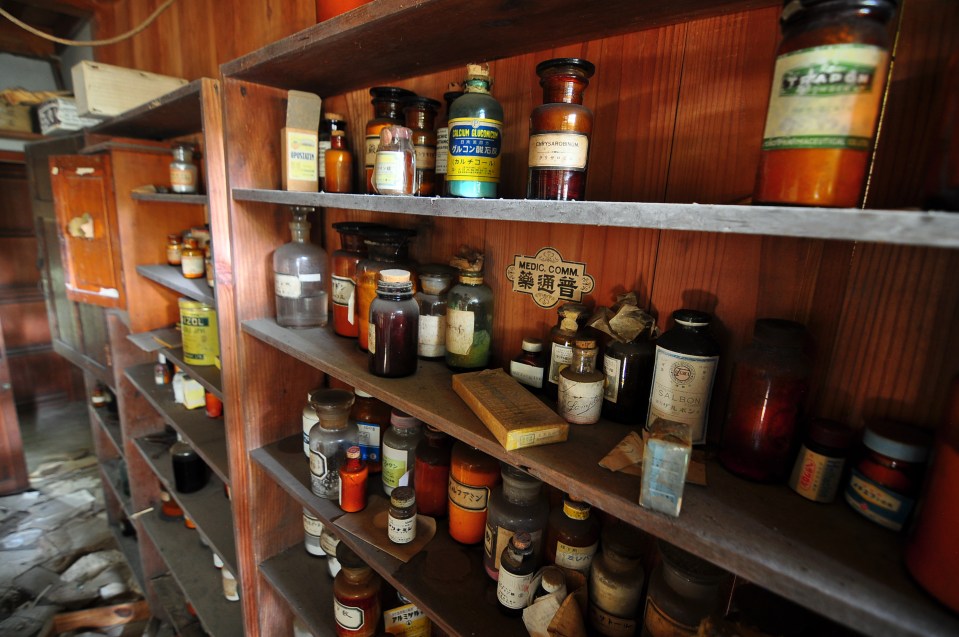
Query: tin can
[[179, 298, 219, 366]]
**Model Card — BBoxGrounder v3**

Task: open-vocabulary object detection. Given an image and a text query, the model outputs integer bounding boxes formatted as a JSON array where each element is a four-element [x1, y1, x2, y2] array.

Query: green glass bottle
[[445, 63, 504, 198]]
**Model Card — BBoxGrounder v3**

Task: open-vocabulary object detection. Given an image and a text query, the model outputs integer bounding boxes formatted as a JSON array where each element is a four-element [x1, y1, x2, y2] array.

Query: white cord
[[0, 0, 177, 47]]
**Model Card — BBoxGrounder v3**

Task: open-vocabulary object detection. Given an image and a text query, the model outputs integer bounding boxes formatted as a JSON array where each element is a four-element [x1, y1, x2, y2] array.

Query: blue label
[[356, 421, 381, 463], [844, 468, 914, 530], [447, 117, 502, 183]]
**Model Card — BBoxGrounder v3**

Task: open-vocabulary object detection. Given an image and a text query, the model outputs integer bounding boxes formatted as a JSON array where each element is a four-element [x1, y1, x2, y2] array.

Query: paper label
[[356, 421, 381, 464], [373, 151, 408, 191], [383, 603, 430, 636], [590, 605, 637, 637], [286, 130, 319, 181], [381, 445, 408, 490], [497, 568, 534, 610], [555, 541, 597, 572], [365, 134, 379, 168], [789, 445, 845, 502], [844, 468, 914, 530], [446, 309, 475, 355], [510, 361, 544, 389], [604, 354, 622, 403], [170, 166, 196, 187], [310, 451, 338, 497], [647, 347, 719, 444], [418, 314, 446, 357], [548, 343, 573, 385], [762, 44, 888, 151], [447, 117, 502, 182], [334, 600, 365, 631], [448, 475, 490, 511], [275, 272, 302, 299], [181, 256, 205, 277], [558, 377, 604, 424], [388, 514, 416, 544], [414, 145, 436, 169], [528, 133, 589, 169], [435, 127, 449, 174], [642, 595, 696, 636], [303, 511, 323, 537], [640, 438, 690, 517], [368, 322, 376, 355], [331, 274, 355, 324], [318, 139, 331, 178]]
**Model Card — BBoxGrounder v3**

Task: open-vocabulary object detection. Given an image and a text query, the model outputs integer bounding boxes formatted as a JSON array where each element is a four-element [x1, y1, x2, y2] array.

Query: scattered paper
[[599, 431, 707, 486]]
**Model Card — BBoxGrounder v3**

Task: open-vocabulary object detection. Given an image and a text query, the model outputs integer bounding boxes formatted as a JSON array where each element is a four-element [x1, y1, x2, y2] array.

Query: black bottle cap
[[331, 221, 388, 236], [370, 86, 417, 101], [535, 57, 596, 78], [363, 227, 418, 244], [671, 309, 712, 327], [781, 0, 898, 27]]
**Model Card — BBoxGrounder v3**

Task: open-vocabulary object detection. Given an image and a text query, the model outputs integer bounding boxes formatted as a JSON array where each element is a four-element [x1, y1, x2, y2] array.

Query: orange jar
[[448, 441, 500, 544], [331, 222, 385, 339]]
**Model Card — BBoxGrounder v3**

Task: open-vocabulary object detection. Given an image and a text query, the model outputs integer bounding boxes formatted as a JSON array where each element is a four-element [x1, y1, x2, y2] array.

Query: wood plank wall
[[95, 1, 959, 438]]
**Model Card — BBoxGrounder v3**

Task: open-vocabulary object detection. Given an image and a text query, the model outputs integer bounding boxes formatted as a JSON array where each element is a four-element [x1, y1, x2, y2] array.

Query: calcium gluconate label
[[446, 117, 502, 183]]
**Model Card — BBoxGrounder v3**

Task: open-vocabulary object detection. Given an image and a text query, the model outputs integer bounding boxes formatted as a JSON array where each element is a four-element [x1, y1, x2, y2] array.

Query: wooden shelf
[[259, 547, 337, 637], [161, 346, 223, 399], [243, 317, 959, 637], [137, 265, 215, 305], [91, 405, 123, 457], [125, 363, 231, 485], [252, 435, 526, 637], [132, 191, 209, 205], [100, 458, 132, 518], [88, 80, 203, 140], [139, 513, 243, 637], [127, 327, 182, 353], [110, 523, 145, 591], [133, 436, 237, 574], [232, 188, 959, 248], [53, 338, 114, 391], [151, 574, 206, 637]]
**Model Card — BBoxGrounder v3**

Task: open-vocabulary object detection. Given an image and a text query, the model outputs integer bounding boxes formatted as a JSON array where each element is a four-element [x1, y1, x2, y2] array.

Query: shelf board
[[53, 338, 114, 391], [88, 80, 203, 140], [137, 265, 215, 305], [110, 523, 145, 592], [252, 436, 526, 637], [243, 317, 959, 637], [161, 346, 223, 399], [127, 327, 182, 353], [151, 574, 206, 637], [132, 191, 209, 205], [91, 405, 123, 457], [100, 458, 132, 518], [139, 513, 243, 637], [232, 188, 959, 248], [133, 436, 237, 574], [259, 546, 337, 637], [125, 363, 230, 485]]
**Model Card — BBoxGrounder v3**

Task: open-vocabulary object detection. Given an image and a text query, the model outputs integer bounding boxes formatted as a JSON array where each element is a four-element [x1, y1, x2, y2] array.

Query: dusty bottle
[[414, 426, 453, 517], [589, 524, 646, 637], [170, 142, 198, 194], [350, 389, 390, 473], [369, 269, 418, 378], [355, 228, 417, 352], [496, 532, 537, 617], [434, 84, 463, 195], [484, 463, 549, 580], [446, 63, 503, 198], [309, 389, 359, 500], [273, 206, 329, 328], [415, 268, 452, 359], [171, 433, 208, 493], [331, 222, 384, 338], [180, 238, 205, 280], [324, 130, 353, 193], [546, 302, 589, 398], [510, 337, 547, 393], [448, 442, 501, 545], [445, 251, 493, 372], [641, 542, 728, 637], [365, 86, 416, 193], [558, 339, 605, 425], [602, 309, 656, 425], [372, 125, 415, 196], [333, 543, 382, 637], [381, 410, 423, 495], [545, 497, 600, 573], [404, 96, 440, 196]]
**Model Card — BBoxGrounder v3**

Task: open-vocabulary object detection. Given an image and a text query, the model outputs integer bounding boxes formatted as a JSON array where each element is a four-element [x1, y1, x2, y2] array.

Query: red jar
[[413, 425, 453, 517], [331, 222, 385, 338], [719, 319, 810, 482]]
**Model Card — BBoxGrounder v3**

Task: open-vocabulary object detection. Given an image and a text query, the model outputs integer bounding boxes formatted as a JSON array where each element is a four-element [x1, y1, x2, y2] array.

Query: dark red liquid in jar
[[414, 457, 450, 516]]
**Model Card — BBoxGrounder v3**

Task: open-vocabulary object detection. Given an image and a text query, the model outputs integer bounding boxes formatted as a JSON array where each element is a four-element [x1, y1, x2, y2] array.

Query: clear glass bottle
[[274, 206, 329, 328], [510, 337, 547, 393], [641, 542, 727, 637], [446, 63, 504, 198], [546, 302, 589, 398], [372, 125, 415, 195], [558, 338, 605, 425], [308, 389, 359, 500], [355, 228, 418, 352], [180, 238, 205, 280], [325, 130, 353, 194], [331, 222, 385, 338], [589, 524, 647, 637], [369, 269, 418, 378], [414, 426, 453, 517], [415, 268, 452, 360], [445, 252, 493, 372], [434, 84, 463, 196], [496, 532, 537, 617], [319, 112, 347, 191], [333, 543, 382, 637], [171, 433, 208, 493], [170, 142, 198, 194], [365, 87, 416, 193], [527, 58, 595, 201], [381, 409, 423, 495], [403, 96, 440, 196], [448, 442, 501, 545], [544, 496, 600, 573], [351, 389, 391, 473], [484, 463, 549, 580], [339, 445, 368, 513]]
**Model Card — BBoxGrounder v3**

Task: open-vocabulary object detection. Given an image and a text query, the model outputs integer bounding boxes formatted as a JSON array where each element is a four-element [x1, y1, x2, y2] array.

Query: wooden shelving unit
[[258, 547, 337, 637], [91, 405, 123, 456], [137, 265, 215, 306], [150, 574, 206, 637], [160, 347, 223, 399], [132, 191, 209, 206]]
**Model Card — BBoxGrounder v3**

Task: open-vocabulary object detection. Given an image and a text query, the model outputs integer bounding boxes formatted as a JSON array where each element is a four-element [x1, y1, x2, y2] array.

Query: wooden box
[[71, 61, 189, 118], [0, 102, 33, 133]]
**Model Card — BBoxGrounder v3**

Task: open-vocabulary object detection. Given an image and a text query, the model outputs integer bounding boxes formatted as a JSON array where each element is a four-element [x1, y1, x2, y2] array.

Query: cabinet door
[[49, 154, 125, 309]]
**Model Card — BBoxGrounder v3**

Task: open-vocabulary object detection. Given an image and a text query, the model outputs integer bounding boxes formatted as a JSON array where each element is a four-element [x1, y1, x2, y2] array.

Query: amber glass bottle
[[414, 425, 453, 517], [544, 497, 600, 574], [334, 543, 382, 637], [365, 87, 416, 194], [404, 96, 440, 196], [753, 0, 897, 207], [331, 222, 384, 339], [325, 131, 353, 193], [527, 58, 595, 201], [448, 442, 501, 544]]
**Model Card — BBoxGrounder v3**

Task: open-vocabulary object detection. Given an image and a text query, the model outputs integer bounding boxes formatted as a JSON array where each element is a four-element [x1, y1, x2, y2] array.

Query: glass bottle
[[445, 253, 493, 372], [446, 63, 504, 198], [273, 206, 329, 328], [386, 486, 417, 545], [331, 222, 384, 338], [204, 245, 214, 289], [166, 233, 182, 266], [154, 353, 171, 385], [355, 228, 418, 352], [365, 86, 416, 193], [546, 302, 589, 398], [647, 309, 720, 445], [545, 497, 600, 573], [304, 508, 324, 556], [527, 58, 595, 201], [171, 434, 208, 493], [484, 463, 549, 580], [413, 426, 453, 517], [308, 389, 359, 500], [339, 446, 368, 513], [321, 527, 342, 578], [325, 130, 353, 194], [403, 96, 440, 196], [372, 125, 415, 195], [319, 112, 347, 191], [603, 331, 656, 425], [170, 142, 198, 194], [753, 0, 897, 207], [303, 402, 319, 457], [589, 524, 647, 637], [351, 389, 390, 473], [415, 268, 452, 359], [381, 409, 423, 495], [558, 339, 605, 425], [180, 238, 205, 280], [448, 441, 501, 545], [333, 543, 382, 637], [642, 542, 727, 637], [510, 337, 547, 393], [719, 319, 811, 482], [788, 418, 855, 503], [434, 84, 463, 196], [496, 532, 537, 617], [369, 269, 418, 378]]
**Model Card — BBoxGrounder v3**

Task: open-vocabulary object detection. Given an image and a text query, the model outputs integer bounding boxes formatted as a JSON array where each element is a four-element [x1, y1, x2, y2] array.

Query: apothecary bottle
[[339, 446, 368, 513], [448, 442, 501, 545], [528, 58, 595, 201], [589, 524, 646, 637], [603, 330, 656, 425], [321, 527, 342, 578], [404, 96, 440, 196], [545, 497, 600, 573], [355, 228, 417, 352], [319, 112, 347, 190], [496, 532, 537, 617], [331, 222, 384, 338], [304, 508, 324, 556], [753, 0, 897, 207], [365, 86, 416, 194], [641, 541, 727, 637], [435, 84, 463, 195], [369, 269, 418, 378], [334, 543, 382, 637], [308, 389, 359, 500], [647, 309, 720, 445], [788, 418, 854, 503], [414, 426, 453, 517], [303, 402, 319, 456], [446, 63, 503, 198], [170, 142, 198, 194], [372, 125, 415, 196], [510, 337, 547, 392], [166, 233, 182, 266], [351, 389, 390, 473], [171, 433, 208, 493], [547, 302, 589, 398], [388, 486, 417, 544], [484, 463, 549, 580], [273, 206, 329, 328], [445, 253, 493, 372], [558, 338, 605, 425], [180, 238, 205, 280], [415, 269, 452, 359], [381, 410, 423, 495], [719, 319, 811, 482], [324, 130, 353, 194]]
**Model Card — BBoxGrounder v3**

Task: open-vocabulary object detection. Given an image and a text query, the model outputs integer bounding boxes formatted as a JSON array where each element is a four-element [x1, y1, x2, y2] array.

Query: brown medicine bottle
[[403, 96, 440, 196], [365, 87, 416, 194], [333, 543, 382, 637]]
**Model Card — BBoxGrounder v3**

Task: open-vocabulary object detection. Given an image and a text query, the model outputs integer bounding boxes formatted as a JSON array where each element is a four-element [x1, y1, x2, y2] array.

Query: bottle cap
[[332, 221, 388, 236], [521, 338, 543, 353], [465, 63, 490, 80], [390, 409, 422, 428], [540, 566, 566, 593], [390, 486, 416, 509], [806, 418, 855, 450], [574, 339, 597, 350], [419, 271, 452, 295], [308, 388, 355, 415], [354, 389, 372, 398], [510, 531, 532, 551], [363, 227, 417, 246], [335, 541, 367, 568], [346, 446, 361, 459], [369, 86, 416, 102], [324, 112, 345, 121], [535, 57, 595, 78], [330, 130, 346, 137], [380, 269, 411, 283], [672, 308, 711, 327], [862, 420, 932, 463], [562, 498, 591, 520]]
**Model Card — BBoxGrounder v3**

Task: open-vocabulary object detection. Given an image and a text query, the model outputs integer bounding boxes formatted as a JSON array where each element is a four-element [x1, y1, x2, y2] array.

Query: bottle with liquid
[[448, 442, 501, 545], [171, 433, 209, 493], [365, 86, 416, 193], [369, 269, 418, 378], [496, 532, 537, 616], [589, 524, 647, 637], [308, 389, 359, 500], [372, 125, 415, 195], [414, 426, 453, 517], [351, 389, 390, 473], [558, 339, 605, 425], [545, 496, 600, 573], [546, 302, 589, 398], [339, 446, 368, 513], [484, 463, 549, 580], [319, 112, 347, 191], [355, 228, 418, 352], [434, 84, 463, 195], [445, 251, 493, 372], [333, 543, 382, 637], [381, 410, 423, 495], [324, 130, 353, 193], [273, 206, 329, 328], [404, 96, 440, 196], [603, 329, 656, 425], [331, 222, 385, 338], [415, 268, 453, 359], [510, 337, 547, 393], [446, 63, 503, 198]]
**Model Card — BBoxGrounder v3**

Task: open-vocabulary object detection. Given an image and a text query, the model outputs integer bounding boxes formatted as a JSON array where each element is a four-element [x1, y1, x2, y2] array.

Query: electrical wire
[[0, 0, 177, 47]]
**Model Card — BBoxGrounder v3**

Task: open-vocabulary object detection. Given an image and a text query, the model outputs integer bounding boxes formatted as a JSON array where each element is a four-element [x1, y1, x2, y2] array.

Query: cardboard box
[[37, 97, 102, 135], [71, 60, 189, 118], [281, 90, 322, 191], [0, 102, 33, 133]]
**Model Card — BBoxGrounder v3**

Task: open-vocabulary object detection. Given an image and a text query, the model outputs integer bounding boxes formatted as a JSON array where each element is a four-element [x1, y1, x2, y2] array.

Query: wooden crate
[[71, 61, 189, 118]]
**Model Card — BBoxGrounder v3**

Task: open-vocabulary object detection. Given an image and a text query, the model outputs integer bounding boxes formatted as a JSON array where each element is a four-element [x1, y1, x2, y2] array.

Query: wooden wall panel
[[0, 300, 51, 349]]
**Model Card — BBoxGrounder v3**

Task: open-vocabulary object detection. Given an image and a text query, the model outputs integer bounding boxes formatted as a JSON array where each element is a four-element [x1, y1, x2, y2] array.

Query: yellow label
[[285, 130, 319, 181], [446, 117, 502, 183], [555, 541, 597, 572], [383, 603, 430, 636], [528, 133, 588, 169]]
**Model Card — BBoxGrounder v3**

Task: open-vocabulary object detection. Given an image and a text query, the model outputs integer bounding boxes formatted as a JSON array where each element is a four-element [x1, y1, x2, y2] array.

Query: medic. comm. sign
[[506, 247, 595, 309]]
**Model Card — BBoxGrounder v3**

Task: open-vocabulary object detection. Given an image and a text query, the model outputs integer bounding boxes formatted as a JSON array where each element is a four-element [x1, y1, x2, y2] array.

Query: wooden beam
[[0, 19, 56, 58]]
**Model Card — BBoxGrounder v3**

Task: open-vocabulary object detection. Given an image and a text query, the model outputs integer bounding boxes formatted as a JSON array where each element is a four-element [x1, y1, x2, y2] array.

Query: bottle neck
[[464, 78, 491, 94], [503, 478, 540, 504], [341, 565, 374, 585], [290, 221, 309, 243], [541, 76, 588, 105], [339, 233, 366, 253], [570, 348, 597, 374], [459, 273, 483, 285], [330, 135, 346, 150], [318, 414, 349, 431]]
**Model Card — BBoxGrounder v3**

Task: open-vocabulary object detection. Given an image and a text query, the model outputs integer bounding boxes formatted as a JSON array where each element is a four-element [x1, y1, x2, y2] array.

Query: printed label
[[435, 127, 449, 174], [647, 347, 719, 444], [549, 343, 573, 385], [318, 139, 331, 178], [641, 438, 689, 516], [310, 451, 338, 498], [286, 130, 319, 181], [448, 475, 490, 511], [414, 145, 436, 169], [181, 256, 205, 278], [643, 595, 696, 636], [275, 272, 302, 299], [762, 44, 888, 151], [558, 377, 604, 424], [368, 322, 376, 355], [604, 354, 622, 402], [381, 445, 408, 490], [497, 568, 534, 609], [446, 309, 476, 355], [510, 361, 544, 388], [388, 514, 416, 544], [844, 468, 914, 530], [589, 605, 637, 637], [528, 133, 589, 169], [365, 135, 379, 168], [373, 151, 408, 192], [170, 167, 196, 187], [789, 446, 845, 502], [166, 245, 182, 265], [356, 421, 381, 464], [446, 117, 502, 183], [303, 511, 324, 537], [334, 599, 365, 631], [555, 541, 597, 572], [331, 274, 355, 308], [320, 531, 340, 556], [418, 314, 446, 357], [383, 602, 430, 636]]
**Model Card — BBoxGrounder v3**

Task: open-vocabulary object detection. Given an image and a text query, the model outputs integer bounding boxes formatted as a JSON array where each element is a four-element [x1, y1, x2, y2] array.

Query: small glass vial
[[369, 269, 419, 378], [221, 567, 239, 602], [170, 142, 198, 194], [415, 269, 452, 359], [381, 410, 423, 495], [448, 442, 501, 545], [351, 389, 390, 473], [387, 485, 417, 544], [166, 233, 182, 266], [445, 251, 493, 372], [414, 426, 453, 517], [558, 339, 605, 425], [372, 125, 415, 195], [325, 130, 353, 193], [365, 86, 416, 193], [304, 508, 324, 556], [333, 543, 382, 637], [547, 302, 589, 398], [589, 524, 646, 637], [321, 527, 342, 578], [180, 238, 205, 280], [154, 353, 171, 385], [647, 309, 720, 445], [403, 96, 440, 196], [640, 419, 692, 518], [434, 84, 463, 196], [642, 541, 727, 636], [331, 221, 384, 338], [303, 402, 319, 457], [319, 112, 347, 190], [510, 338, 547, 392], [339, 446, 368, 513], [545, 496, 600, 573], [308, 389, 359, 500], [496, 532, 537, 617], [171, 434, 208, 493], [788, 418, 855, 503], [484, 463, 549, 580], [274, 206, 329, 328], [446, 63, 503, 198]]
